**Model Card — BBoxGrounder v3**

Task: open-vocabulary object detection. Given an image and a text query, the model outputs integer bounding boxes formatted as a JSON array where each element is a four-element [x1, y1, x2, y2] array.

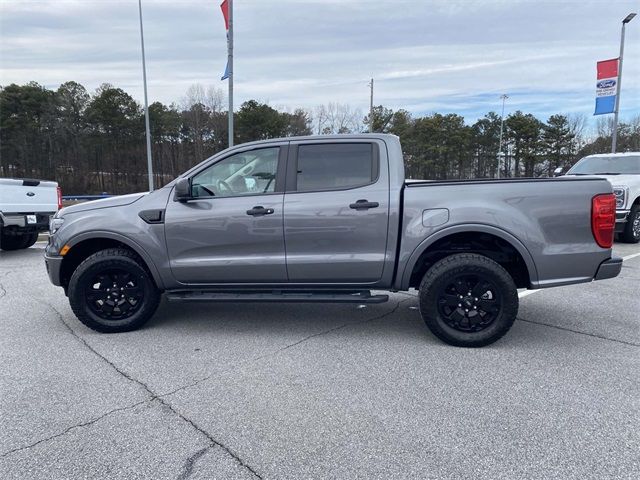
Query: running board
[[165, 290, 389, 304]]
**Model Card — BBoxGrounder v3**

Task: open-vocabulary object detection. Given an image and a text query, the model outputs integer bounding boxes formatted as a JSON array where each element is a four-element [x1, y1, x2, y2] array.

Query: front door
[[283, 140, 389, 284], [164, 145, 288, 284]]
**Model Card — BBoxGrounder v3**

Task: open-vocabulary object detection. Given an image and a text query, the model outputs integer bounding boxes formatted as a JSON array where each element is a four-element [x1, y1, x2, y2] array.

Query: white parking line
[[622, 252, 640, 261]]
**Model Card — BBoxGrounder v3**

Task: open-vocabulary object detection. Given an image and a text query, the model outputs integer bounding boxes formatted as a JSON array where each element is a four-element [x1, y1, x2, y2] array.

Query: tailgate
[[0, 178, 59, 214]]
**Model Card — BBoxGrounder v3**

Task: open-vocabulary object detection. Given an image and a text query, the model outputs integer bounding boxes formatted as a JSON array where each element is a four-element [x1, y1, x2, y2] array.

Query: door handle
[[349, 199, 379, 210], [246, 206, 274, 216]]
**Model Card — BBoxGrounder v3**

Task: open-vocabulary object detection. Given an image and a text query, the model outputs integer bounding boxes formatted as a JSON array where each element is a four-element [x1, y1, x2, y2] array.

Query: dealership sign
[[594, 58, 619, 115]]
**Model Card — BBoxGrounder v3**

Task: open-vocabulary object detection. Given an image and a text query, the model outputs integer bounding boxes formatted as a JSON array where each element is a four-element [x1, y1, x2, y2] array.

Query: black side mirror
[[175, 178, 191, 201]]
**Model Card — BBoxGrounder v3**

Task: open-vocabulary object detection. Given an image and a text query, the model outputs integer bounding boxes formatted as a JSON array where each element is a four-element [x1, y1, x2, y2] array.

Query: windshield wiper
[[592, 172, 621, 175]]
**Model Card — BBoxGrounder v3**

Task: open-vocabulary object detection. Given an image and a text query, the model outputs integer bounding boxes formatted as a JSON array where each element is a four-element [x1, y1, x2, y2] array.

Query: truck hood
[[60, 193, 147, 216], [566, 173, 639, 186]]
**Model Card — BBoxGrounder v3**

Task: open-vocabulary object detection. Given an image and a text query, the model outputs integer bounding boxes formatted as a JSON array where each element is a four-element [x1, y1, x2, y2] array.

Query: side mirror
[[175, 177, 191, 201], [553, 167, 564, 177]]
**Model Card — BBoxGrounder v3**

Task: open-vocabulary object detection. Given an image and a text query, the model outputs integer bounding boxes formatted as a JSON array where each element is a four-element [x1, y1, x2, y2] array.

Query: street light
[[612, 12, 636, 153], [497, 94, 508, 178]]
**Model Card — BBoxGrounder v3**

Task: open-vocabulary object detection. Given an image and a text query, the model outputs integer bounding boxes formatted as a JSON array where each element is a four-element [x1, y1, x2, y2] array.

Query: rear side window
[[295, 143, 377, 192]]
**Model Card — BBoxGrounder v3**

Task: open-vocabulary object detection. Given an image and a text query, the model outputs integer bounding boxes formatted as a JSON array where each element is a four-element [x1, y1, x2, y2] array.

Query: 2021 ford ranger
[[44, 134, 622, 347]]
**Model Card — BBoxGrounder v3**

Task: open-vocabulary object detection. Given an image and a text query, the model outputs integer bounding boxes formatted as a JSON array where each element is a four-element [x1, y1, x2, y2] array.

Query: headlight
[[612, 186, 627, 209], [49, 217, 64, 234]]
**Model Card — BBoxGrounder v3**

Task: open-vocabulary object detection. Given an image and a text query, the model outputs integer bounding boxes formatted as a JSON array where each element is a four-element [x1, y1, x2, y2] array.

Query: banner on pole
[[594, 58, 619, 115], [220, 0, 230, 80]]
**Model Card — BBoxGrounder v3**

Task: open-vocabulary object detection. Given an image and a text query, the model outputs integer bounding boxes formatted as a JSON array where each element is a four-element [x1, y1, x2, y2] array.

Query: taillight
[[591, 193, 616, 248], [57, 186, 63, 211]]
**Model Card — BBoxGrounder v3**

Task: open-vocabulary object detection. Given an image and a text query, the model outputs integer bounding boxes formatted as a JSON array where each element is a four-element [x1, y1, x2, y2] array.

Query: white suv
[[565, 152, 640, 243]]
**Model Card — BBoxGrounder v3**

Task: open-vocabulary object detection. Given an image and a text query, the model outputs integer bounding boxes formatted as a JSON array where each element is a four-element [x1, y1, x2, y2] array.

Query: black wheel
[[419, 253, 519, 347], [68, 248, 160, 333], [620, 204, 640, 244], [0, 232, 31, 251], [24, 233, 39, 248]]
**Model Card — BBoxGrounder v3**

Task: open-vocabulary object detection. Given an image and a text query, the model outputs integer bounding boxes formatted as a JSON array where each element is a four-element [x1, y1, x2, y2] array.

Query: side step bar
[[166, 290, 389, 304]]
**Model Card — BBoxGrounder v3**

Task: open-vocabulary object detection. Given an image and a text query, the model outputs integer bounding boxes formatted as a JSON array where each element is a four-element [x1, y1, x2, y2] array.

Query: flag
[[594, 58, 618, 115], [220, 0, 230, 81], [221, 60, 230, 80], [220, 0, 229, 30]]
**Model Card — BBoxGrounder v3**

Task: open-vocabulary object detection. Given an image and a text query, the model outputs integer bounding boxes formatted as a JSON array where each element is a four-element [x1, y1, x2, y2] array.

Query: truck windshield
[[567, 155, 640, 175]]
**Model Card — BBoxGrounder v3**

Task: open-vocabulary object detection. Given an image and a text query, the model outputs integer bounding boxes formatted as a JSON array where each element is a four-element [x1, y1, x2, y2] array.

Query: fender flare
[[398, 223, 539, 290], [66, 230, 165, 290]]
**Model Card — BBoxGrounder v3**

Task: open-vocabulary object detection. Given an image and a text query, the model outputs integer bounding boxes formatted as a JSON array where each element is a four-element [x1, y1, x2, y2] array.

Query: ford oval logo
[[597, 79, 616, 89], [26, 191, 35, 197]]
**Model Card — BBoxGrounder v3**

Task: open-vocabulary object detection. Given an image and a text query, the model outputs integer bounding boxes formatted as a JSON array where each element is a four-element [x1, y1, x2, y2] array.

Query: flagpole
[[138, 0, 154, 191], [227, 0, 234, 147]]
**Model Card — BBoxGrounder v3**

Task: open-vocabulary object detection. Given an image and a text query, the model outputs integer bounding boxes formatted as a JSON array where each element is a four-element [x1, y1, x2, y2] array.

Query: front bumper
[[594, 256, 623, 281], [44, 254, 64, 286], [615, 210, 629, 233]]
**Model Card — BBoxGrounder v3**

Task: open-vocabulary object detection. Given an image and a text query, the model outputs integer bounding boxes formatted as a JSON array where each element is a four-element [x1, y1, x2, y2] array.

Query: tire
[[68, 248, 160, 333], [418, 253, 519, 347], [23, 233, 39, 248], [620, 204, 640, 244], [0, 232, 31, 251]]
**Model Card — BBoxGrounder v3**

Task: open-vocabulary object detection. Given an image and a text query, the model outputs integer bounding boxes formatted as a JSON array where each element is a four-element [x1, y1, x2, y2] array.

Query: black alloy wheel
[[436, 274, 502, 332], [68, 248, 160, 333], [85, 270, 145, 320], [419, 253, 519, 347]]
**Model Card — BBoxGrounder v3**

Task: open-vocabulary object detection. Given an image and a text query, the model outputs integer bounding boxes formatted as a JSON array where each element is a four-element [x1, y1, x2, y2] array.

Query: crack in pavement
[[158, 298, 410, 401], [517, 317, 640, 347], [5, 292, 407, 475], [10, 298, 264, 479], [0, 400, 147, 458], [177, 446, 213, 480]]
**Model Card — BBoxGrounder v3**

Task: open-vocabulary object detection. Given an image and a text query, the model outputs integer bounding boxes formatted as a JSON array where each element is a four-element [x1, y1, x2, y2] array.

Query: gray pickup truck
[[45, 134, 622, 347]]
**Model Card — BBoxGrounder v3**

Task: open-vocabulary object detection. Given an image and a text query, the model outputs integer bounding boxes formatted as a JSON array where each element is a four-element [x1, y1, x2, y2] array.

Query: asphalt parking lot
[[1, 243, 639, 479]]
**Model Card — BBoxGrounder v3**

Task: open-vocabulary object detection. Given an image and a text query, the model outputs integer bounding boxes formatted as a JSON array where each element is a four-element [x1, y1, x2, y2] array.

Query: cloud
[[1, 0, 638, 127]]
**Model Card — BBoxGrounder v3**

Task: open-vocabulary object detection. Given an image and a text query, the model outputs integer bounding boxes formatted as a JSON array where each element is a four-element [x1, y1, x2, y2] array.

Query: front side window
[[296, 143, 376, 192], [191, 147, 280, 198]]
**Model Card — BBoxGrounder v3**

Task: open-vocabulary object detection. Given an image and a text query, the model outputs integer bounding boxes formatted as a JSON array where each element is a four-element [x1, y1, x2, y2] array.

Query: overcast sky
[[1, 0, 639, 127]]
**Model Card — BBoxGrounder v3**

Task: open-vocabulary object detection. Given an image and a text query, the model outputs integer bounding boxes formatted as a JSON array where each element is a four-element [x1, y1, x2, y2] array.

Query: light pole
[[497, 94, 508, 178], [368, 78, 374, 133], [138, 0, 154, 191], [612, 12, 636, 153]]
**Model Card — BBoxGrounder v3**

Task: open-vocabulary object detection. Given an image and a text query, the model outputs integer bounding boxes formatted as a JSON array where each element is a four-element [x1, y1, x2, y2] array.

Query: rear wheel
[[620, 204, 640, 243], [419, 253, 519, 347], [0, 232, 32, 251], [68, 248, 160, 333]]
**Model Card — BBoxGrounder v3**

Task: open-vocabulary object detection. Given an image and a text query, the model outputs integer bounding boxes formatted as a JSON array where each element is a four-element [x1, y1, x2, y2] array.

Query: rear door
[[283, 139, 389, 284]]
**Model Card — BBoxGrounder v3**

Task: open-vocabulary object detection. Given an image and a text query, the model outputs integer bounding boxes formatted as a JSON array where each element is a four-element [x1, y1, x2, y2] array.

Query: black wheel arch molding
[[55, 231, 166, 291], [396, 223, 539, 291]]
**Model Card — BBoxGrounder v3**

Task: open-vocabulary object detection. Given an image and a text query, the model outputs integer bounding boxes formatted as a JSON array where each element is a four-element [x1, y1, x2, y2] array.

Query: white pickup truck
[[0, 178, 61, 251], [564, 152, 640, 243]]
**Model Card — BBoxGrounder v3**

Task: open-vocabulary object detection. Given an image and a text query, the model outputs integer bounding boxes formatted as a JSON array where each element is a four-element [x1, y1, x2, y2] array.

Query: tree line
[[1, 81, 639, 194]]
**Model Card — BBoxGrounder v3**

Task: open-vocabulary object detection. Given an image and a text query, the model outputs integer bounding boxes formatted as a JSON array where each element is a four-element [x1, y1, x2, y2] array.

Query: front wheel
[[68, 248, 160, 333], [620, 204, 640, 244], [419, 253, 519, 347]]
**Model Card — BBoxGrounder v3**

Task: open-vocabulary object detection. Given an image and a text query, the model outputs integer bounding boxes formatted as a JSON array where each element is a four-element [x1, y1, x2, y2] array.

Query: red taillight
[[591, 193, 616, 248], [57, 186, 63, 211]]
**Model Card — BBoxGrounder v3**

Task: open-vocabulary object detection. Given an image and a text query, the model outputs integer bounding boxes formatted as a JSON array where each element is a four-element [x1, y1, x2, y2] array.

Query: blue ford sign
[[597, 79, 616, 89]]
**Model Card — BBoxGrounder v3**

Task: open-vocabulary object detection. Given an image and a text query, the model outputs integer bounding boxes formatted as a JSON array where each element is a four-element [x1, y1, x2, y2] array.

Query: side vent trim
[[138, 209, 165, 224]]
